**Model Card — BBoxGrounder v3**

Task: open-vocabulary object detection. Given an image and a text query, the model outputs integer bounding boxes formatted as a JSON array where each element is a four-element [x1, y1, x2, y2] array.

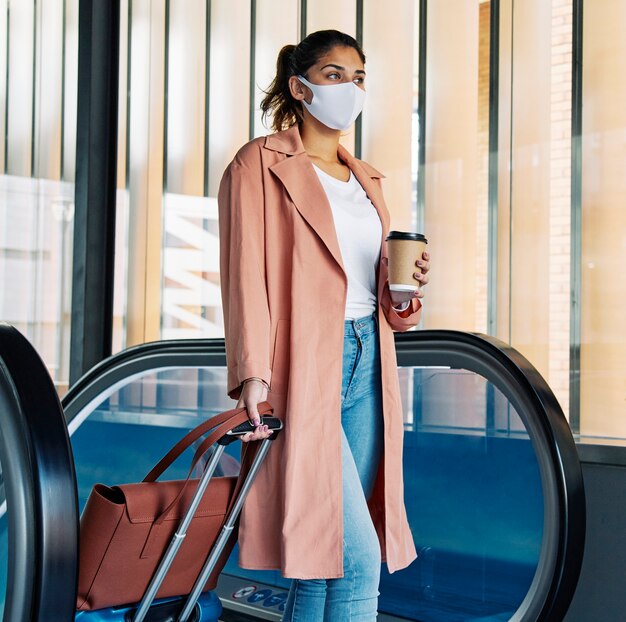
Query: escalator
[[0, 323, 585, 621]]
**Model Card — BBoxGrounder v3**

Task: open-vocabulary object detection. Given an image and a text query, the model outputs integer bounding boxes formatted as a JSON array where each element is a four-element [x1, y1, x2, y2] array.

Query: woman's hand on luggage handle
[[237, 378, 274, 442]]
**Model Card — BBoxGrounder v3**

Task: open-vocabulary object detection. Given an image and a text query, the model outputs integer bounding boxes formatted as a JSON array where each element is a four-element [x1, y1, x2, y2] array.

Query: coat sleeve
[[380, 279, 423, 332], [218, 155, 271, 400], [371, 176, 423, 332]]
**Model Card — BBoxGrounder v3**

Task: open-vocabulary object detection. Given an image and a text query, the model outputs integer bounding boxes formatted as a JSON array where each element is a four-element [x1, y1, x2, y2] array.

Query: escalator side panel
[[0, 372, 37, 622], [0, 324, 79, 622]]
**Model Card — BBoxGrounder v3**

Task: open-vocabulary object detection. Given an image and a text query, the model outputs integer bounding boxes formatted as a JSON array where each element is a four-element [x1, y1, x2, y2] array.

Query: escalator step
[[219, 609, 273, 622]]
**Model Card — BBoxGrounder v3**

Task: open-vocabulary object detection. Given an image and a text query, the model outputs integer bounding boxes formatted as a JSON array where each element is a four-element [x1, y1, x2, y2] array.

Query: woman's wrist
[[243, 376, 270, 390]]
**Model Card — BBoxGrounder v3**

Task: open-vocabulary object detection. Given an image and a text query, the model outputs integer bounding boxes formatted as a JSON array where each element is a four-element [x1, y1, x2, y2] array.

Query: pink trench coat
[[218, 124, 422, 579]]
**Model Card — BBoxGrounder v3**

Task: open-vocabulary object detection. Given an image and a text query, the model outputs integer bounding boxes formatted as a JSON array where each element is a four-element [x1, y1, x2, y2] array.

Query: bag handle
[[139, 405, 274, 557], [143, 401, 273, 483]]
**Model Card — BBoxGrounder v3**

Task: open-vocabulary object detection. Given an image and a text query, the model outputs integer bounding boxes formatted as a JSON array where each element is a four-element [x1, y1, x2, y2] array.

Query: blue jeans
[[282, 312, 384, 621]]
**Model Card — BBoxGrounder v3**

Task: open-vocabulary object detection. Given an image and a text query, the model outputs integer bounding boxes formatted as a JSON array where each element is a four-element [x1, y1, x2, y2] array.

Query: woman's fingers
[[241, 424, 273, 443], [241, 412, 274, 441], [241, 383, 273, 442], [413, 249, 430, 298], [416, 251, 430, 276], [247, 400, 261, 427], [413, 271, 429, 286]]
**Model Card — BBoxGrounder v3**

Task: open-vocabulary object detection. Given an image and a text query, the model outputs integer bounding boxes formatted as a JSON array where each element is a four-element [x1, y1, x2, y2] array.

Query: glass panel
[[306, 0, 357, 155], [0, 0, 6, 174], [379, 366, 542, 621], [498, 0, 573, 418], [124, 0, 166, 345], [253, 0, 299, 138], [0, 1, 78, 392], [362, 0, 418, 232], [5, 0, 34, 177], [422, 0, 489, 333], [112, 0, 130, 354], [118, 0, 252, 345], [62, 0, 79, 182], [161, 193, 222, 339], [0, 177, 74, 388], [69, 362, 543, 620], [206, 0, 251, 199], [166, 0, 206, 197], [579, 0, 626, 440], [418, 0, 576, 425]]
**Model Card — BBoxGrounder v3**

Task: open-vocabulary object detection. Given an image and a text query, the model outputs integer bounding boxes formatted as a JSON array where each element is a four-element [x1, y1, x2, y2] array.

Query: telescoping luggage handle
[[131, 402, 283, 622]]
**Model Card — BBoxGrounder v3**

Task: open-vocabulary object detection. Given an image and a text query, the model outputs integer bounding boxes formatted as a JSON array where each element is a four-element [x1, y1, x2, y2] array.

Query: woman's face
[[304, 45, 366, 91], [289, 45, 366, 109]]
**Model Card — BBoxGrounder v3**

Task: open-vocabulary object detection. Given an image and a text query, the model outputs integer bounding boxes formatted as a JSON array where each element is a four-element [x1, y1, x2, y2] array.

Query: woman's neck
[[299, 118, 342, 163]]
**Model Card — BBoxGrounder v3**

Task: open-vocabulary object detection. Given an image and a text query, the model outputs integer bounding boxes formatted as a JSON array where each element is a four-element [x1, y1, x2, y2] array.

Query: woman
[[218, 30, 430, 621]]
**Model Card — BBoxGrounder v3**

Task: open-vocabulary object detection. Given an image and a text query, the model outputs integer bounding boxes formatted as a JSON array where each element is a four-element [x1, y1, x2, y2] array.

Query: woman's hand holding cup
[[384, 231, 430, 307], [385, 250, 430, 306], [236, 378, 274, 442]]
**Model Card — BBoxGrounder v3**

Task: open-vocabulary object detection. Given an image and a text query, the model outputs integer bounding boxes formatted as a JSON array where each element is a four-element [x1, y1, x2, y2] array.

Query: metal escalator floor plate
[[216, 575, 283, 621], [216, 574, 415, 622]]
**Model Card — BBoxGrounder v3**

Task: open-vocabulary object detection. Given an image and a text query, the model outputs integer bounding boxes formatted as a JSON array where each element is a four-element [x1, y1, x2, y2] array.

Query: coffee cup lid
[[386, 231, 428, 243]]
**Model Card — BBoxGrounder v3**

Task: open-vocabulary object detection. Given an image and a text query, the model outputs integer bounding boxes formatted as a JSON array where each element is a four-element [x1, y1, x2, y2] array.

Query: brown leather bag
[[76, 402, 274, 611]]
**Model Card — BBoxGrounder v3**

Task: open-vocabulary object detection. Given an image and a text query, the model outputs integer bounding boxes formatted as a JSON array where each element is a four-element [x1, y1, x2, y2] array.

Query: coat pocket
[[270, 319, 290, 395]]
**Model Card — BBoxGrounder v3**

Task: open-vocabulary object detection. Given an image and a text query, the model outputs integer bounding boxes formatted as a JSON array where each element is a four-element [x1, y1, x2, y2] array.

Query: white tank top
[[313, 164, 382, 320]]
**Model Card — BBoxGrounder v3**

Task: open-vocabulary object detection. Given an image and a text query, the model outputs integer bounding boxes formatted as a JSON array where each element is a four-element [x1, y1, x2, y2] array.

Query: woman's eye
[[327, 72, 340, 80], [353, 77, 364, 85]]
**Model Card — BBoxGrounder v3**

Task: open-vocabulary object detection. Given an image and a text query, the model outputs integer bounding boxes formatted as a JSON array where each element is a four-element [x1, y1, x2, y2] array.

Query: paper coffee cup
[[385, 231, 428, 292]]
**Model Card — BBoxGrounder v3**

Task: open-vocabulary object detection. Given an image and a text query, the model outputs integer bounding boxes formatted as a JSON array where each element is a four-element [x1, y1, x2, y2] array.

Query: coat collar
[[266, 125, 389, 276], [264, 125, 386, 179]]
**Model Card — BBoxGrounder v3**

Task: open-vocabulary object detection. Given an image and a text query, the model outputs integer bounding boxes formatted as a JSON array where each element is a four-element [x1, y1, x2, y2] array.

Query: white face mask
[[297, 75, 366, 131]]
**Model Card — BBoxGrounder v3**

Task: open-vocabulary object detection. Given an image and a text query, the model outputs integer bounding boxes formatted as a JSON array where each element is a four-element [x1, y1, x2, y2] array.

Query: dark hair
[[260, 30, 366, 133]]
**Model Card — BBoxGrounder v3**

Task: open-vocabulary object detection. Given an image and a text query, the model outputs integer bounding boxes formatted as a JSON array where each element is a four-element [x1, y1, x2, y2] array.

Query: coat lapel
[[266, 125, 390, 279], [269, 152, 345, 273]]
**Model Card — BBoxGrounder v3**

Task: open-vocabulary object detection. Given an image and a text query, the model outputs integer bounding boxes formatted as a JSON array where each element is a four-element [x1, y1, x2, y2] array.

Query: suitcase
[[75, 411, 283, 622]]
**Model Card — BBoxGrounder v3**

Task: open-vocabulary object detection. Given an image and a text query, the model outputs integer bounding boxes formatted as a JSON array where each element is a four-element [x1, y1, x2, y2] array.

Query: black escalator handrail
[[0, 323, 78, 621], [62, 331, 585, 622], [395, 329, 585, 622]]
